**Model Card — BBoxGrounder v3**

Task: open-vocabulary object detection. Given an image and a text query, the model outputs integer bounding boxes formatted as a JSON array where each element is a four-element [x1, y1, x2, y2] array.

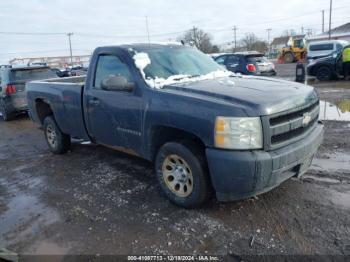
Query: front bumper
[[206, 122, 324, 201], [260, 70, 277, 76]]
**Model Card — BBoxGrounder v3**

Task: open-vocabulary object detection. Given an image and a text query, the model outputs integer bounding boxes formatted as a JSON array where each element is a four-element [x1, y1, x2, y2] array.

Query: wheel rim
[[162, 154, 193, 197], [46, 124, 57, 148]]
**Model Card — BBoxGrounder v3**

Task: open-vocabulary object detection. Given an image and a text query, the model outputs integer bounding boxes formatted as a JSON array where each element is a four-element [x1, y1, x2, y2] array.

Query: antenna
[[145, 16, 151, 44]]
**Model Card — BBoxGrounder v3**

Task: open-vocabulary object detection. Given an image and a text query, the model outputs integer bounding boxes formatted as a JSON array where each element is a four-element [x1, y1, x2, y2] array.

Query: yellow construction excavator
[[279, 36, 307, 63]]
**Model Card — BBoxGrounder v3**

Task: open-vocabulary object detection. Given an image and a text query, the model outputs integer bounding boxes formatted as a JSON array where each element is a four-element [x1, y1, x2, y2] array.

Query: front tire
[[43, 116, 71, 154], [316, 66, 332, 81], [155, 141, 212, 208], [284, 52, 294, 63]]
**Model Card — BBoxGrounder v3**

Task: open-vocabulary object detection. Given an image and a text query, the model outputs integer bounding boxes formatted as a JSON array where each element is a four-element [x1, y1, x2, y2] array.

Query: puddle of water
[[34, 242, 69, 256], [319, 100, 350, 121], [311, 152, 350, 171], [0, 193, 60, 244], [302, 175, 340, 184], [327, 190, 350, 209]]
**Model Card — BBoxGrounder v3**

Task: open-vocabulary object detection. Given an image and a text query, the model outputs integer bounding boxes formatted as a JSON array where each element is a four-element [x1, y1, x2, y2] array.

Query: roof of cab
[[99, 42, 184, 51]]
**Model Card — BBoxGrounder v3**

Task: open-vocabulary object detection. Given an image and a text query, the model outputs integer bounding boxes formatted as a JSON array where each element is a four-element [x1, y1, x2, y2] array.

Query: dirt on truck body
[[0, 63, 349, 258]]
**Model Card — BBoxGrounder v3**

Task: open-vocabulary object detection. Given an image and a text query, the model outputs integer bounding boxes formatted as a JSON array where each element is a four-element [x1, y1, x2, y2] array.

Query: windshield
[[10, 68, 56, 81], [135, 46, 223, 80]]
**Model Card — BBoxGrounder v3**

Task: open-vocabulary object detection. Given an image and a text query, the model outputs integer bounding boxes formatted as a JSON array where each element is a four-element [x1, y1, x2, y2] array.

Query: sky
[[0, 0, 350, 64]]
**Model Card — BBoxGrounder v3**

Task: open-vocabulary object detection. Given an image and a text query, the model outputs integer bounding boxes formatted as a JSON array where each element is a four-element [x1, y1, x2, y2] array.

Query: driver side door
[[85, 53, 143, 152]]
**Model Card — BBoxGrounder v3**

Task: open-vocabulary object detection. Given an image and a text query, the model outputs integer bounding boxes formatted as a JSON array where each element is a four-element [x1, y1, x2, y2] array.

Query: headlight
[[308, 59, 316, 66], [215, 117, 263, 150]]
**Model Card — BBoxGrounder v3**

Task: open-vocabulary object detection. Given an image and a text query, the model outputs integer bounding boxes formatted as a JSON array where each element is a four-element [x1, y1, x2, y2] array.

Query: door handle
[[89, 97, 100, 106]]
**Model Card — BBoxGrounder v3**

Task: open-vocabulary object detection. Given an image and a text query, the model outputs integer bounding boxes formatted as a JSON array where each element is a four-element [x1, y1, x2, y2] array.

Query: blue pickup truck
[[26, 44, 323, 208]]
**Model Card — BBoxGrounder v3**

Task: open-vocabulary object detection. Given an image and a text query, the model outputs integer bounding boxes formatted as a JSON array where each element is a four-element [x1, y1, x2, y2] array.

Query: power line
[[0, 32, 67, 36], [75, 30, 187, 39], [0, 5, 349, 40], [200, 5, 350, 32], [0, 48, 92, 56], [0, 49, 70, 56]]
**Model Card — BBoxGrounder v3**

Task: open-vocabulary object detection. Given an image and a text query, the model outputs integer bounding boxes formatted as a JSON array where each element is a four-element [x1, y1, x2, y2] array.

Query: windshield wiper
[[172, 74, 201, 81]]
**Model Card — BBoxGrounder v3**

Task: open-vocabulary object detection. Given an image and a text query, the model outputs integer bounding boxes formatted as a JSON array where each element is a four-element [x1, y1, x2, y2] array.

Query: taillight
[[5, 84, 17, 95], [246, 64, 256, 72]]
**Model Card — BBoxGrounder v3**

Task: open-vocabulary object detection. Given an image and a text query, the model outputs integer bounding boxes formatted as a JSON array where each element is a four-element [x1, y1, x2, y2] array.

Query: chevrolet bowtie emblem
[[302, 113, 312, 126]]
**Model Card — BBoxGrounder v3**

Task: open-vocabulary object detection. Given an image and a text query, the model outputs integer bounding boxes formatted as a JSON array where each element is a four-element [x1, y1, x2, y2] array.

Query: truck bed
[[26, 76, 90, 141]]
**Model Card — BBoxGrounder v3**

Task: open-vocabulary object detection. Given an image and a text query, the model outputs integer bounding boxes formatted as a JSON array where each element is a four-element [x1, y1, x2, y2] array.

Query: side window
[[94, 55, 131, 89], [336, 44, 343, 52], [309, 44, 333, 51], [226, 56, 240, 67], [215, 56, 226, 65], [294, 39, 304, 49]]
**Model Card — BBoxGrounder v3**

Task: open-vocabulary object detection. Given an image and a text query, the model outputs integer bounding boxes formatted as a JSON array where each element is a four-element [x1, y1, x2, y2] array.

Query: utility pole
[[329, 0, 333, 39], [301, 26, 304, 35], [192, 26, 198, 48], [67, 33, 73, 67], [322, 10, 325, 33], [233, 26, 237, 51], [266, 28, 272, 58], [145, 16, 151, 45]]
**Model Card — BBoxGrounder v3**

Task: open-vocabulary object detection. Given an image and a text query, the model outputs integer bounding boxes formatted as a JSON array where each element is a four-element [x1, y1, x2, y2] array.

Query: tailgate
[[8, 81, 28, 109]]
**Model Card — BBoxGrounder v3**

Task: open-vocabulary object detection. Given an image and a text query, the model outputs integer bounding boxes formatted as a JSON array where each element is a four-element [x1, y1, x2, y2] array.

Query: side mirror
[[101, 75, 134, 92]]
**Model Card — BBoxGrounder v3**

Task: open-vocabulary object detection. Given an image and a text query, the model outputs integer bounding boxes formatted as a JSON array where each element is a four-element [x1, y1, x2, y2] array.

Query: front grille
[[267, 101, 319, 148], [269, 102, 319, 126], [271, 117, 318, 144]]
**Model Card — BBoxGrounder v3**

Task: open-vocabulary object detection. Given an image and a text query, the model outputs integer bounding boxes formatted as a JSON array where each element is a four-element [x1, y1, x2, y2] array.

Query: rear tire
[[155, 141, 212, 208], [316, 66, 332, 81], [0, 100, 15, 121], [284, 52, 295, 63], [43, 116, 71, 154]]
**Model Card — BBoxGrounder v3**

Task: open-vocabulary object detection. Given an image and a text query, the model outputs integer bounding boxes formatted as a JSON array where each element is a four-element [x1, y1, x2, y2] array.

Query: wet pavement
[[0, 74, 350, 258]]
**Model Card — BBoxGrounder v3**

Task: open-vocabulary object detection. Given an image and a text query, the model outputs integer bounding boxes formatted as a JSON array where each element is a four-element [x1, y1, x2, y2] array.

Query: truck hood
[[163, 76, 318, 116]]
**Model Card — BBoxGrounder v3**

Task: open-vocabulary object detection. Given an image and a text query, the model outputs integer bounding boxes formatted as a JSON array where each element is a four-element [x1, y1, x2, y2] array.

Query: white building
[[308, 22, 350, 42], [9, 55, 91, 68]]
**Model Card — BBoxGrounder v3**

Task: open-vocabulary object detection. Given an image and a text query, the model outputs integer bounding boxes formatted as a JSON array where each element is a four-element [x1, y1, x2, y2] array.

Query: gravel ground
[[0, 69, 349, 259]]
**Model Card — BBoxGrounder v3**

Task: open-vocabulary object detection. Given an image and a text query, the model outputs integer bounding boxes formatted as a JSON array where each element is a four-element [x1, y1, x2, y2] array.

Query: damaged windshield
[[134, 46, 223, 80]]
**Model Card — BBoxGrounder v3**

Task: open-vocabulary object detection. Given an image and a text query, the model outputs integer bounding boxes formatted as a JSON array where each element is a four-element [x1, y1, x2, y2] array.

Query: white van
[[307, 40, 349, 61]]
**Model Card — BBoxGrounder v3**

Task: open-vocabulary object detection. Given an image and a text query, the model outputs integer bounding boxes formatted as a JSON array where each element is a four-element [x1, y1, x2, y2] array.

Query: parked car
[[70, 66, 88, 76], [28, 62, 48, 67], [307, 51, 344, 81], [213, 51, 276, 76], [51, 66, 88, 78], [0, 65, 12, 69], [307, 40, 348, 61], [0, 66, 56, 121], [51, 68, 71, 78], [27, 44, 323, 208]]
